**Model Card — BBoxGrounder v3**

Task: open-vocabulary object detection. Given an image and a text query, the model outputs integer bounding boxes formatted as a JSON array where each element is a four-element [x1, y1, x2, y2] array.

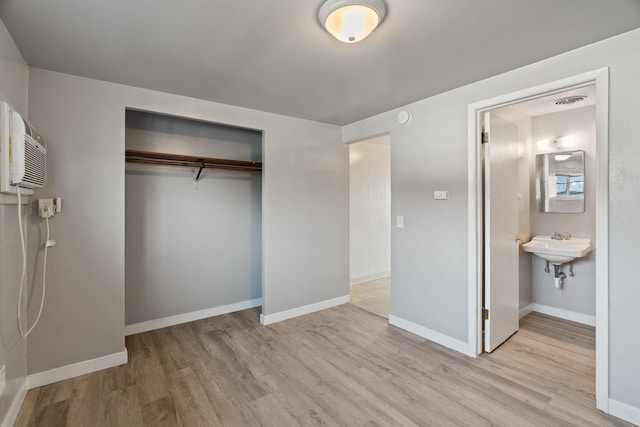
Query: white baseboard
[[125, 298, 263, 336], [1, 379, 28, 427], [389, 315, 472, 356], [531, 303, 596, 326], [519, 304, 533, 319], [27, 349, 128, 390], [350, 271, 391, 285], [260, 295, 350, 325], [609, 399, 640, 426]]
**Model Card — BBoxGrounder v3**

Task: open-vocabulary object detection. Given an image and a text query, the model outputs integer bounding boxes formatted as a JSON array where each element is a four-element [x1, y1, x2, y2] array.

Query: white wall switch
[[0, 364, 6, 395], [434, 190, 449, 200], [396, 215, 404, 228], [54, 197, 62, 213]]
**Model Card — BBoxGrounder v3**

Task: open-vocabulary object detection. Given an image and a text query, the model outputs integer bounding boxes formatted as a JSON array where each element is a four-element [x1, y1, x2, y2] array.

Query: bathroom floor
[[350, 276, 390, 318]]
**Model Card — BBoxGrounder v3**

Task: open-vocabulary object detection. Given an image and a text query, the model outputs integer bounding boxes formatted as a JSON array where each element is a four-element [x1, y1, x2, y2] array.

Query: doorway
[[348, 135, 391, 318], [467, 69, 609, 411]]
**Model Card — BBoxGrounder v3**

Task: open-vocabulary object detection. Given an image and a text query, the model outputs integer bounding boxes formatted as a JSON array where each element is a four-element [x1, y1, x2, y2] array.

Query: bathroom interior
[[488, 84, 597, 348]]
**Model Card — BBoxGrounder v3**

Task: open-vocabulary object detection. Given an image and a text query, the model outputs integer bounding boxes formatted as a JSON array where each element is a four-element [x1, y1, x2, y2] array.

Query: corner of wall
[[0, 15, 30, 427]]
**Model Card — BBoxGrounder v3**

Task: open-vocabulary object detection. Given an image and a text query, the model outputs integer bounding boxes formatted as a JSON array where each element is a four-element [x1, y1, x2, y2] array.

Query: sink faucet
[[551, 232, 571, 240]]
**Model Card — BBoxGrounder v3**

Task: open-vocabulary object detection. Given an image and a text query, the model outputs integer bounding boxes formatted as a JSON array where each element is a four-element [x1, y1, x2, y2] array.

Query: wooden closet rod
[[125, 149, 262, 173]]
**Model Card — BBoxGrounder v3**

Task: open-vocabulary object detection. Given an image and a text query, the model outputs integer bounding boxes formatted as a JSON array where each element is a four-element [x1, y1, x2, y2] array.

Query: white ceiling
[[1, 0, 639, 125]]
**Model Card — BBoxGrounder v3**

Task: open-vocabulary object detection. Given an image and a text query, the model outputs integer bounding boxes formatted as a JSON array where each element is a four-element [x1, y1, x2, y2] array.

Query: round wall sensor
[[397, 110, 411, 125]]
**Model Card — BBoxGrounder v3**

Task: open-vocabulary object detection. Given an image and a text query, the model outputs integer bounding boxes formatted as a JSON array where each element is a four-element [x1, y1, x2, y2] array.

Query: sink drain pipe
[[553, 265, 567, 289]]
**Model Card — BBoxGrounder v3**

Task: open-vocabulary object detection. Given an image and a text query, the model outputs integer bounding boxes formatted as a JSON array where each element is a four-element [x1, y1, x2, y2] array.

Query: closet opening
[[124, 109, 263, 335]]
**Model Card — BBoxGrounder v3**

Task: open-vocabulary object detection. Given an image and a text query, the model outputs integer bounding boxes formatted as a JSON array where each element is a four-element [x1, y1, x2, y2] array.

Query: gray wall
[[0, 18, 28, 426], [390, 105, 470, 341], [26, 68, 348, 374], [343, 28, 640, 409], [125, 111, 262, 325], [531, 106, 596, 315]]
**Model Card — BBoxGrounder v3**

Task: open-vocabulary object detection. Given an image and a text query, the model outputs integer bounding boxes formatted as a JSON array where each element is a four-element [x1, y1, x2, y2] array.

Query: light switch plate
[[434, 190, 449, 200], [396, 215, 404, 228]]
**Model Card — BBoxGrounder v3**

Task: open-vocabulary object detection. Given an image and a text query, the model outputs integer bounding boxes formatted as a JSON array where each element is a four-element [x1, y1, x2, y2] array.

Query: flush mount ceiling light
[[319, 0, 387, 43]]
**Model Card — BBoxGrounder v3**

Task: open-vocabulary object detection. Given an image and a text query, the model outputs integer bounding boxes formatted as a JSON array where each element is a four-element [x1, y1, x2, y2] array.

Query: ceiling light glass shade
[[319, 0, 386, 43]]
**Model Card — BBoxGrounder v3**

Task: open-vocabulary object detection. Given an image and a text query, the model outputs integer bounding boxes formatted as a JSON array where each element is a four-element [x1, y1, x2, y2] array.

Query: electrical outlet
[[0, 364, 6, 395], [38, 198, 54, 218]]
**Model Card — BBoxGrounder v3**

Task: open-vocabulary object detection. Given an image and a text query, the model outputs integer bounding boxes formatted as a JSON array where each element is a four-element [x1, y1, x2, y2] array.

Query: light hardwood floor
[[350, 276, 390, 318], [14, 306, 633, 426]]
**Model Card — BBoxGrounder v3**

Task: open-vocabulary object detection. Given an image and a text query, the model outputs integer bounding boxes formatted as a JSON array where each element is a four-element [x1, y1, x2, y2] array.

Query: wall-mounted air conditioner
[[0, 101, 47, 196]]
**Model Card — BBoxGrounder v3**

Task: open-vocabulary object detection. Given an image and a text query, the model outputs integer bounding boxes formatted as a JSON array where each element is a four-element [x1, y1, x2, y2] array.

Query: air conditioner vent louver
[[1, 101, 47, 195], [22, 137, 47, 187]]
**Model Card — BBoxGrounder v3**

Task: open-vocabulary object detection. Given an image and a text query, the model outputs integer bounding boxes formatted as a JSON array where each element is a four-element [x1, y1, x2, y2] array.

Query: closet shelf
[[125, 149, 262, 173]]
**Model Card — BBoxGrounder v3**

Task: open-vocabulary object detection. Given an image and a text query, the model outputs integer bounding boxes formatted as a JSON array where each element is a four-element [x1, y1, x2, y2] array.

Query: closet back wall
[[125, 110, 262, 327]]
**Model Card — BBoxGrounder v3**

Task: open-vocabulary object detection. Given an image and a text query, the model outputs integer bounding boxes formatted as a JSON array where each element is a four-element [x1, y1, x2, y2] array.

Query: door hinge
[[482, 308, 489, 320], [481, 131, 489, 144]]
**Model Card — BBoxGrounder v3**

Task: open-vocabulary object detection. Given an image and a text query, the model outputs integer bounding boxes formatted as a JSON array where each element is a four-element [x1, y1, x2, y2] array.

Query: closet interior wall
[[124, 110, 262, 327]]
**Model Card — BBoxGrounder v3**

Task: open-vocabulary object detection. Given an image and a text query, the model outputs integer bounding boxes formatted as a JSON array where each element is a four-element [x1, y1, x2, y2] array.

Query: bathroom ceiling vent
[[553, 95, 588, 106]]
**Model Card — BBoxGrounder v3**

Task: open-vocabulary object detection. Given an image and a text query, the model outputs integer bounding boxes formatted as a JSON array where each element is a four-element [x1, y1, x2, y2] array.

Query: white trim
[[260, 295, 350, 325], [26, 349, 127, 390], [1, 379, 28, 427], [389, 315, 471, 356], [519, 304, 533, 319], [467, 102, 482, 357], [520, 303, 595, 326], [594, 68, 610, 414], [125, 298, 263, 336], [467, 68, 610, 409], [609, 399, 640, 426], [350, 271, 391, 285], [531, 304, 595, 327]]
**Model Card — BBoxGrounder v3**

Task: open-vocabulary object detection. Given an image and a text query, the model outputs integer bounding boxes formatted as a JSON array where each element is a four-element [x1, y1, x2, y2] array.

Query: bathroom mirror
[[536, 150, 584, 213]]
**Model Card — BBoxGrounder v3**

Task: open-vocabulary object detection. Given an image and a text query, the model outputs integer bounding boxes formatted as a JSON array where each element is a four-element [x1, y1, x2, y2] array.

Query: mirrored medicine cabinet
[[536, 150, 585, 213]]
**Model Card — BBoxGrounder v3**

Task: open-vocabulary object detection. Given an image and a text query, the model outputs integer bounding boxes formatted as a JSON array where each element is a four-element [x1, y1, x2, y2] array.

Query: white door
[[484, 111, 520, 352]]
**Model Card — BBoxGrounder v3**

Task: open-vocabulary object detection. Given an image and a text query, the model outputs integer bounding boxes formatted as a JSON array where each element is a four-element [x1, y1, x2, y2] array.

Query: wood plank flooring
[[350, 277, 391, 318], [14, 306, 633, 426]]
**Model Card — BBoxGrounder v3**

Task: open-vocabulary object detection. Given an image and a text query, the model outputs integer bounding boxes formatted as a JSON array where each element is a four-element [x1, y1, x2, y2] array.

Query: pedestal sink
[[522, 235, 592, 264]]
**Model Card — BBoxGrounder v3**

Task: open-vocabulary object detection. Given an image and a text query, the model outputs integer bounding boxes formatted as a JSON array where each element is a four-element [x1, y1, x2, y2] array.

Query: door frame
[[466, 68, 610, 411]]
